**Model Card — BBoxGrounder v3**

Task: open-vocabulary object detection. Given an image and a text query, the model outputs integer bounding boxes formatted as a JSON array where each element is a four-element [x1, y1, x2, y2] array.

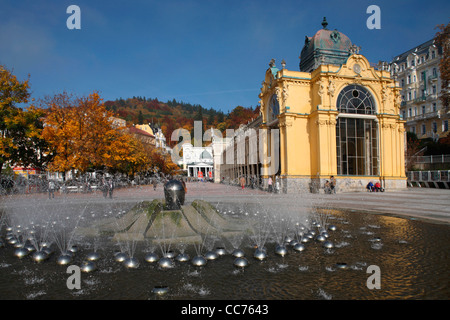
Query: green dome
[[299, 18, 352, 72]]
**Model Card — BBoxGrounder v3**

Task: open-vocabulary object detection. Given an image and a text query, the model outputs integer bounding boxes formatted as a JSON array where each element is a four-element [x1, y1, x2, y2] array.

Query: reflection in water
[[0, 209, 449, 300]]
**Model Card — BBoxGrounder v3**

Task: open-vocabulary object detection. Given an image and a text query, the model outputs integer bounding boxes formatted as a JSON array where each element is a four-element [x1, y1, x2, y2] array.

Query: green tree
[[138, 110, 144, 125], [207, 111, 215, 126], [194, 105, 203, 121], [217, 111, 224, 123]]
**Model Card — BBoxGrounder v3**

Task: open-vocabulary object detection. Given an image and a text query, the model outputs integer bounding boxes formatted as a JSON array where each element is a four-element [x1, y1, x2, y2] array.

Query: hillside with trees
[[104, 97, 261, 147]]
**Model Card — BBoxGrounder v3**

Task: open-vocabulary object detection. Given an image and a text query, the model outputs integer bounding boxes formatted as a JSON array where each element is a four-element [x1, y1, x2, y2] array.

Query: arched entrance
[[336, 85, 379, 176]]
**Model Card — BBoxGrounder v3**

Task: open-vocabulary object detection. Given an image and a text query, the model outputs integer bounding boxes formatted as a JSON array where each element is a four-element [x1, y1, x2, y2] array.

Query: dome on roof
[[200, 150, 212, 160], [299, 18, 352, 72]]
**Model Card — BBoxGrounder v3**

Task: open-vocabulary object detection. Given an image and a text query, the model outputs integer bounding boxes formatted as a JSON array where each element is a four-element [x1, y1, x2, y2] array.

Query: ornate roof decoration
[[299, 18, 352, 72]]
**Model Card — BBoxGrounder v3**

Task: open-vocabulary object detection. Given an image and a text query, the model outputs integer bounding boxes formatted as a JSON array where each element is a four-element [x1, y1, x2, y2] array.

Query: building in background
[[135, 123, 171, 154], [109, 116, 127, 128], [390, 39, 448, 141], [129, 125, 156, 146], [218, 18, 406, 193], [182, 143, 214, 180], [218, 116, 263, 186]]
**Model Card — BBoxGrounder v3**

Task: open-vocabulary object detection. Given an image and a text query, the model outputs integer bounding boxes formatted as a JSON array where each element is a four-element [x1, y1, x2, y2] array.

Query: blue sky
[[1, 0, 448, 113]]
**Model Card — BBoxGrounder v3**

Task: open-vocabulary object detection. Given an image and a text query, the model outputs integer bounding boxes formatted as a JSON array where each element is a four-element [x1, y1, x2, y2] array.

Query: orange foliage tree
[[148, 148, 180, 176], [42, 92, 149, 178], [1, 65, 51, 174]]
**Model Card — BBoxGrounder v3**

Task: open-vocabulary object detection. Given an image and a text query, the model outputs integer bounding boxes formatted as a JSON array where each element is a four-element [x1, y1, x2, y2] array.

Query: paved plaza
[[2, 182, 449, 225]]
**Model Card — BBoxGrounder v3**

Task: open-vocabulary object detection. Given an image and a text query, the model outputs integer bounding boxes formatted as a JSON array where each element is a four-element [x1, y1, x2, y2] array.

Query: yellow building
[[220, 19, 407, 193]]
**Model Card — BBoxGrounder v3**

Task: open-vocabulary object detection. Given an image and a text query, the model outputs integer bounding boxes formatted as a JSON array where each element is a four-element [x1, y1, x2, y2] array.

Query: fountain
[[191, 255, 207, 267], [114, 252, 128, 262], [175, 252, 189, 262], [14, 247, 30, 259], [215, 247, 226, 256], [144, 252, 159, 263], [123, 257, 140, 269], [152, 286, 169, 295], [253, 247, 267, 261], [231, 248, 245, 258], [81, 261, 97, 273], [31, 250, 49, 263], [86, 251, 100, 261], [0, 179, 449, 300], [164, 179, 185, 210], [57, 254, 73, 265], [323, 241, 334, 249], [233, 257, 249, 268]]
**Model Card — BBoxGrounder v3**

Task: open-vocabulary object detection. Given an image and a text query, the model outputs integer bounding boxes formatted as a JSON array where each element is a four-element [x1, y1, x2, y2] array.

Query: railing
[[413, 96, 427, 104], [413, 154, 450, 164], [402, 93, 439, 106], [407, 170, 450, 189], [406, 110, 440, 122]]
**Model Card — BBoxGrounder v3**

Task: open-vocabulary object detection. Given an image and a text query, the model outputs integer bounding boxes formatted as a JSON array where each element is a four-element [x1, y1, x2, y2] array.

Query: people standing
[[107, 179, 114, 199], [268, 176, 273, 193], [48, 180, 56, 199], [240, 176, 246, 189], [152, 177, 158, 191], [102, 177, 108, 198]]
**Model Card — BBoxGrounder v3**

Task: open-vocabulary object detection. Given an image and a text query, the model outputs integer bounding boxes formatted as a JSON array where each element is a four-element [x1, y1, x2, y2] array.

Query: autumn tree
[[434, 22, 450, 113], [0, 65, 50, 175], [8, 105, 52, 172], [148, 148, 180, 176], [102, 127, 152, 176], [42, 91, 149, 179], [41, 92, 78, 179]]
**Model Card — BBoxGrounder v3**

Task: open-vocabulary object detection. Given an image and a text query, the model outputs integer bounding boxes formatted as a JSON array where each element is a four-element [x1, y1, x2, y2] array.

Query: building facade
[[135, 123, 172, 154], [219, 117, 263, 186], [390, 39, 448, 141], [219, 19, 406, 193], [129, 125, 156, 147], [182, 143, 214, 180]]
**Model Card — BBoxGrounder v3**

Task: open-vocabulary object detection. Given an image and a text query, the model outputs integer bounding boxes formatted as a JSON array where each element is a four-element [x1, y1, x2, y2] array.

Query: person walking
[[268, 176, 273, 193]]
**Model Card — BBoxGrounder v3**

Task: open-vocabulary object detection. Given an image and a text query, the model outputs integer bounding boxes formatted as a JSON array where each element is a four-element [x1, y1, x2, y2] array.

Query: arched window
[[336, 85, 378, 176], [337, 85, 376, 114], [268, 94, 280, 122]]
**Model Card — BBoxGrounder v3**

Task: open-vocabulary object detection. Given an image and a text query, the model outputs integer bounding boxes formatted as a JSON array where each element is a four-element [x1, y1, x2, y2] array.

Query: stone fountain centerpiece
[[164, 180, 185, 210], [75, 180, 247, 246]]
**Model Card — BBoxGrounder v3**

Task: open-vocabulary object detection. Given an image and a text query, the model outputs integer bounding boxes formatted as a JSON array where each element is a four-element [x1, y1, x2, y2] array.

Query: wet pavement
[[2, 182, 449, 225]]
